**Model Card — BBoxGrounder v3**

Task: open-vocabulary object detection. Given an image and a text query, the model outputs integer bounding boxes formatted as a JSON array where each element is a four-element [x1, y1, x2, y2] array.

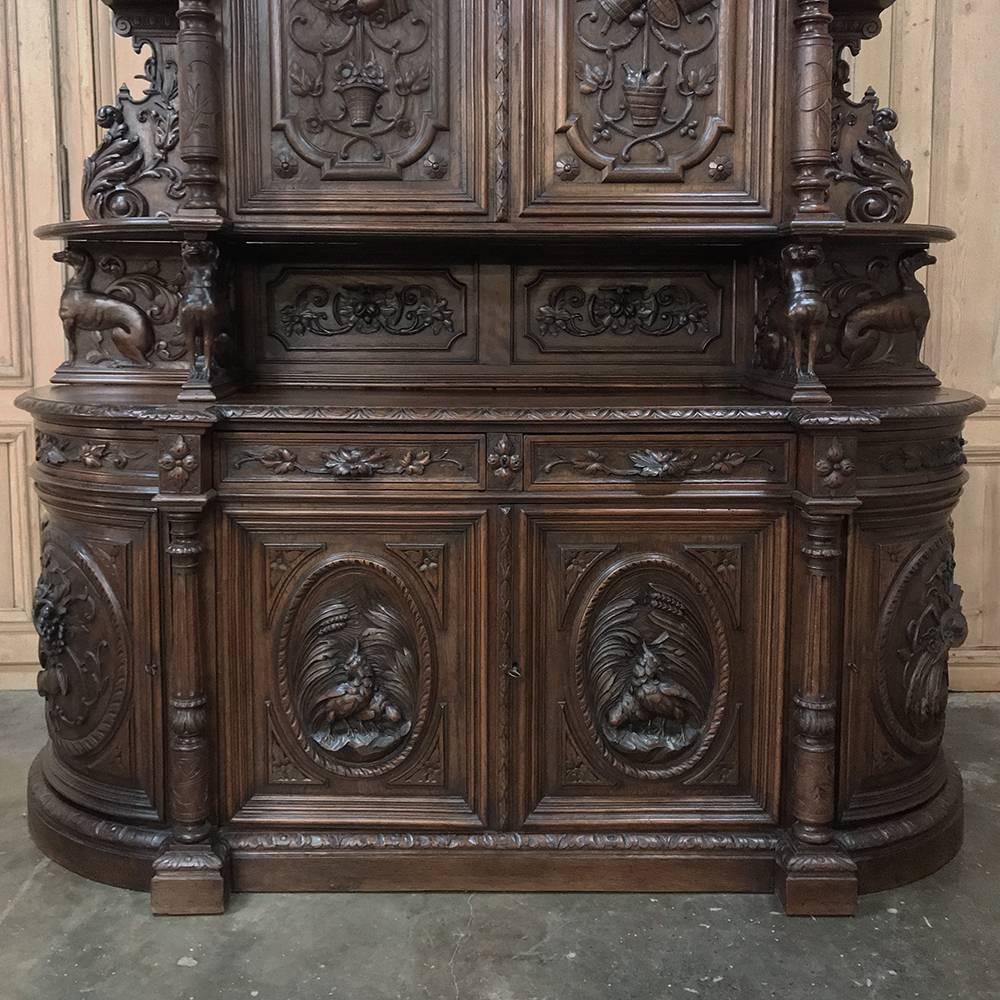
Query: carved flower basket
[[339, 83, 385, 127], [624, 84, 668, 127], [597, 0, 646, 21]]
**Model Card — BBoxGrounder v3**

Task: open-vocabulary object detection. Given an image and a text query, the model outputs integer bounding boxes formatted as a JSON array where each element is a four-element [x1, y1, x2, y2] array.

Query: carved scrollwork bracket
[[84, 3, 185, 219], [828, 58, 913, 224]]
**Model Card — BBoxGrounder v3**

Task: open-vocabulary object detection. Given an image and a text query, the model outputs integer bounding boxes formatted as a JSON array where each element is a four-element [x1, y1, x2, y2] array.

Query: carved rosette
[[875, 533, 968, 756], [574, 556, 729, 780], [276, 556, 434, 777], [33, 529, 130, 760]]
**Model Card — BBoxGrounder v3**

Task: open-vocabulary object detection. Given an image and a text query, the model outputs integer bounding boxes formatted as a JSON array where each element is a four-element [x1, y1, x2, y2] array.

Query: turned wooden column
[[777, 434, 861, 915], [150, 426, 229, 915], [791, 0, 836, 216], [177, 0, 223, 215]]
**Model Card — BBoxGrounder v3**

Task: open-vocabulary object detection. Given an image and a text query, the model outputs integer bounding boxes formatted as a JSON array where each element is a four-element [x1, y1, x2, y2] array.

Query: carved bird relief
[[586, 581, 713, 758], [841, 251, 935, 369], [296, 592, 417, 758]]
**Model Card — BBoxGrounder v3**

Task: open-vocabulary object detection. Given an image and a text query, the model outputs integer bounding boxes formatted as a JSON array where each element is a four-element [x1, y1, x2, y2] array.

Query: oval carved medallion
[[33, 529, 130, 759], [276, 557, 433, 778], [574, 556, 730, 780], [875, 533, 968, 756]]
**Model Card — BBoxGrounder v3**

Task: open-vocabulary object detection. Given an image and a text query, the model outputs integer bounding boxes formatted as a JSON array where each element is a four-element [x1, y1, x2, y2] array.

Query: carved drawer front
[[857, 429, 968, 489], [255, 265, 478, 374], [514, 266, 734, 369], [514, 507, 786, 829], [33, 426, 159, 486], [32, 508, 161, 824], [839, 521, 967, 825], [234, 0, 488, 216], [526, 435, 791, 490], [221, 508, 488, 828], [220, 434, 485, 490], [517, 0, 776, 219]]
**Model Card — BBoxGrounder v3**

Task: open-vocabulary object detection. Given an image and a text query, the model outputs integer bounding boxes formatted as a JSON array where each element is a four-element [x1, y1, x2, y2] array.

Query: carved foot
[[151, 841, 230, 916], [775, 835, 858, 916]]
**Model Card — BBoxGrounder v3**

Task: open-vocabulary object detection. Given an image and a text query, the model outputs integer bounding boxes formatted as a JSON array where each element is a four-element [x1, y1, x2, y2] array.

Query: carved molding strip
[[225, 829, 779, 851]]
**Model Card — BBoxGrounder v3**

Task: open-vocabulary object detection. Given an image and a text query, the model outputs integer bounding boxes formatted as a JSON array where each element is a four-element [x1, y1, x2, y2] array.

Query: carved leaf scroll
[[83, 37, 185, 219]]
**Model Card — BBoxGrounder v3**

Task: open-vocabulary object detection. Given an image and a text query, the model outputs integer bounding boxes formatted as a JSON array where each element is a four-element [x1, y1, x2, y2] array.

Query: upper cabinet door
[[516, 0, 777, 221], [233, 0, 489, 218]]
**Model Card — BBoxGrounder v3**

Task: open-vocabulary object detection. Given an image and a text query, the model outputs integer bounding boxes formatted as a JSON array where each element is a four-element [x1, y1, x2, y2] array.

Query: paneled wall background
[[0, 2, 997, 689]]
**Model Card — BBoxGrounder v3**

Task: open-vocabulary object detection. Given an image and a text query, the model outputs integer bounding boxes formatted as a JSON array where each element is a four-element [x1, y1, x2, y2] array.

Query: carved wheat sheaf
[[276, 556, 434, 778], [574, 556, 729, 780]]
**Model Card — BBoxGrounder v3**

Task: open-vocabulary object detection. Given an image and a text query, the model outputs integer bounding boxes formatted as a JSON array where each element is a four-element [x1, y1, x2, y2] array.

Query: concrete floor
[[1, 693, 997, 1000]]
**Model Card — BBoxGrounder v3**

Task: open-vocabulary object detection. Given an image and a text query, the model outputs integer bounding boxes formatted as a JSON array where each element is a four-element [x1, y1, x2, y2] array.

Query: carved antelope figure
[[52, 248, 153, 366], [180, 241, 223, 374], [781, 244, 829, 379], [841, 250, 936, 368]]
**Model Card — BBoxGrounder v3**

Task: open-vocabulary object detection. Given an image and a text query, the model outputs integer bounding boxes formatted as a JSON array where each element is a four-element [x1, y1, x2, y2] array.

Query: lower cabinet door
[[220, 506, 488, 830], [514, 506, 788, 830]]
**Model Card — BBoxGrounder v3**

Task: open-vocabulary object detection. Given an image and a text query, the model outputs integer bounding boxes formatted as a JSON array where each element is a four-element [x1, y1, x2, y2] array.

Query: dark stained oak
[[18, 0, 980, 916]]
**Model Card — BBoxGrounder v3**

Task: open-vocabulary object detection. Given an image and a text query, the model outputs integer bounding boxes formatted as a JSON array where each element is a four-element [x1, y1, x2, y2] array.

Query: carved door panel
[[513, 506, 786, 829], [516, 0, 776, 220], [839, 521, 967, 824], [33, 505, 162, 822], [232, 0, 489, 217], [221, 506, 488, 829]]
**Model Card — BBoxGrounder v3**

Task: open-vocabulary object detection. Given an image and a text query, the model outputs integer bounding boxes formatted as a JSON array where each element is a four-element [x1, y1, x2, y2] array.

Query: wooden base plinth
[[150, 843, 231, 916], [27, 750, 965, 913], [775, 847, 859, 916]]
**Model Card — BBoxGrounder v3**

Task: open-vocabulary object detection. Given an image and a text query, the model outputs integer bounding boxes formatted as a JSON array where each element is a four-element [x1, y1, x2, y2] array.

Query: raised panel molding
[[0, 425, 42, 687], [518, 0, 776, 218]]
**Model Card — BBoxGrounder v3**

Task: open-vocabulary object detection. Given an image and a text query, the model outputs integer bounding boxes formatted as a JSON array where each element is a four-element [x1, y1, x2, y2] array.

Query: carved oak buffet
[[19, 0, 980, 916]]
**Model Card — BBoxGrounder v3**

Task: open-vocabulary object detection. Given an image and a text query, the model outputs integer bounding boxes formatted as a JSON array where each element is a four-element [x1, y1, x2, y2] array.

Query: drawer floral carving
[[225, 436, 483, 486], [277, 284, 456, 343], [35, 433, 150, 473], [518, 268, 727, 361], [528, 437, 787, 486], [265, 268, 473, 359], [535, 284, 710, 340]]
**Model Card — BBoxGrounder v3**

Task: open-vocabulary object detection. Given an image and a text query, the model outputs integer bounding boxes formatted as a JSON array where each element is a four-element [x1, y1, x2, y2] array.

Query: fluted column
[[150, 426, 228, 915], [777, 434, 860, 915]]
